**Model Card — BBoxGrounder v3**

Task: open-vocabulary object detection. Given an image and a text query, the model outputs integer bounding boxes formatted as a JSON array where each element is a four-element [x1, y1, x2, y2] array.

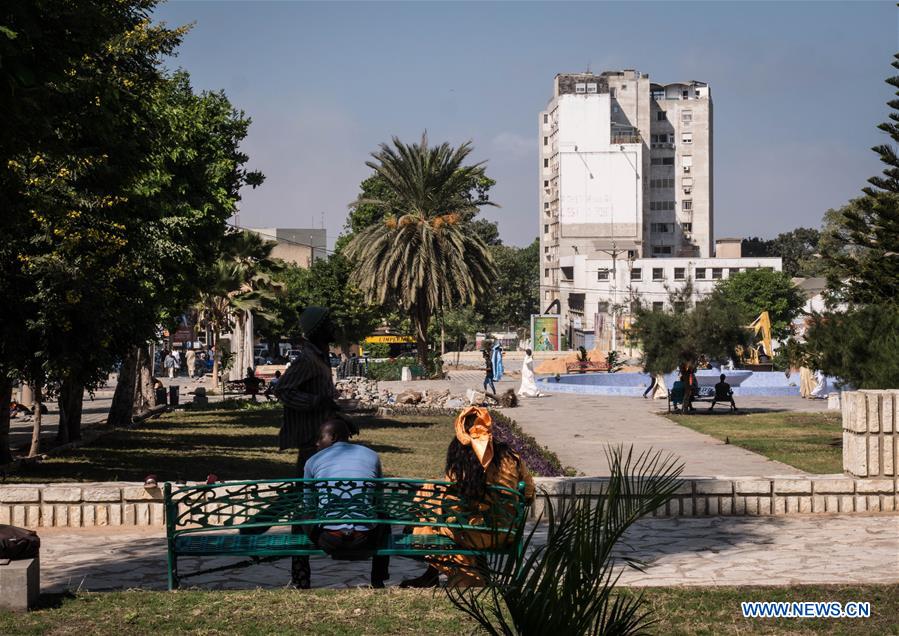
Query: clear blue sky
[[154, 1, 898, 248]]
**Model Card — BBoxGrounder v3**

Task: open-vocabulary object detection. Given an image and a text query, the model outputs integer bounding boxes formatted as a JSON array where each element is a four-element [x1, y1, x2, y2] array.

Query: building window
[[544, 158, 549, 168], [652, 267, 664, 281], [543, 136, 548, 146], [712, 267, 723, 279], [651, 223, 672, 233], [630, 301, 641, 313], [674, 301, 686, 313], [682, 155, 692, 174], [609, 87, 616, 98], [651, 157, 675, 166], [682, 132, 693, 144], [695, 267, 706, 279], [650, 178, 675, 188], [630, 268, 642, 281], [576, 83, 586, 94], [649, 201, 675, 211], [544, 290, 550, 300], [598, 301, 609, 313], [652, 301, 664, 312], [544, 268, 549, 277], [627, 250, 637, 259], [544, 246, 549, 253], [682, 110, 693, 123], [674, 267, 685, 280], [543, 114, 548, 124], [652, 246, 672, 256], [683, 222, 693, 232], [544, 202, 550, 209], [621, 84, 627, 91], [683, 200, 693, 210], [597, 270, 609, 281], [656, 111, 666, 121], [544, 224, 549, 233]]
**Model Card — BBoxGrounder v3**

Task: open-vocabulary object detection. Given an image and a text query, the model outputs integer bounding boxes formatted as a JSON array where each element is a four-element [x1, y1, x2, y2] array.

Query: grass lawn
[[2, 585, 896, 635], [6, 403, 454, 483], [666, 410, 842, 474]]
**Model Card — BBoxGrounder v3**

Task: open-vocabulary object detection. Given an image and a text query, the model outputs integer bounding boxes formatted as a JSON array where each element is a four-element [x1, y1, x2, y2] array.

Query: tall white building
[[538, 70, 780, 349]]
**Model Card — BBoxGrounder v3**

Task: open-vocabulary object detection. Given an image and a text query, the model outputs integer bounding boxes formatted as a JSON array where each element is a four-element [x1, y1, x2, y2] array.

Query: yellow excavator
[[737, 311, 773, 366]]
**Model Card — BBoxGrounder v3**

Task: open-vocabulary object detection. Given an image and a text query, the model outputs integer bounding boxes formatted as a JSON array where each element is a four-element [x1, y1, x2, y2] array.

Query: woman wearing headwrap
[[400, 407, 535, 588]]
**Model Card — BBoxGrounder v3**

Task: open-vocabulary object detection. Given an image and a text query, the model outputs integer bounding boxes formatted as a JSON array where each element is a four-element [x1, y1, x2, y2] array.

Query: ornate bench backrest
[[164, 478, 527, 537]]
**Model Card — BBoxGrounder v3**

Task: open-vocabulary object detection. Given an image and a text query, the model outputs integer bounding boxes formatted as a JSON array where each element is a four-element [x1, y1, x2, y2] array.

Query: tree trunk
[[28, 384, 42, 457], [57, 378, 84, 443], [0, 377, 13, 465], [412, 306, 429, 370], [211, 330, 220, 390], [137, 345, 156, 411], [108, 347, 139, 427]]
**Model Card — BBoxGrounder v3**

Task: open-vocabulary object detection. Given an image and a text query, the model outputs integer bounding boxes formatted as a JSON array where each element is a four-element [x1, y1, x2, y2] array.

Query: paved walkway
[[35, 514, 898, 592], [381, 376, 826, 477]]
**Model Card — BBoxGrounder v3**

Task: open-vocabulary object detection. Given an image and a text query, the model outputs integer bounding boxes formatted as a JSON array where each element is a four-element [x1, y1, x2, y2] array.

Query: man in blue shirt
[[304, 417, 389, 587]]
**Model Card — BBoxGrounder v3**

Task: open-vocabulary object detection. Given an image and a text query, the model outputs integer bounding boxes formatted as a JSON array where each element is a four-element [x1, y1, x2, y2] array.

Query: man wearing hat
[[274, 305, 338, 588]]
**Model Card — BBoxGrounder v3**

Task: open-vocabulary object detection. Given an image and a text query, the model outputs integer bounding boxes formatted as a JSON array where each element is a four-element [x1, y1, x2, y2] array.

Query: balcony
[[612, 134, 642, 145]]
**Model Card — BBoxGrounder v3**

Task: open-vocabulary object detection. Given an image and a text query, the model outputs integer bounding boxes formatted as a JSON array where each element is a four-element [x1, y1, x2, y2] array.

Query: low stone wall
[[2, 474, 897, 529], [843, 390, 898, 478], [528, 475, 898, 520], [0, 483, 165, 529]]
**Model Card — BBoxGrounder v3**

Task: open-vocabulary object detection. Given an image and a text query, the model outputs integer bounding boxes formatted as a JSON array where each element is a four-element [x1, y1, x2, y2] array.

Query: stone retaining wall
[[842, 390, 898, 478], [529, 475, 898, 520], [2, 474, 897, 529]]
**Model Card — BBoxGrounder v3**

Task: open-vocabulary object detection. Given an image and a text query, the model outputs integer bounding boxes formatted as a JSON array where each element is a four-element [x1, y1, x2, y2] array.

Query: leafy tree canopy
[[710, 268, 805, 340], [477, 239, 539, 331]]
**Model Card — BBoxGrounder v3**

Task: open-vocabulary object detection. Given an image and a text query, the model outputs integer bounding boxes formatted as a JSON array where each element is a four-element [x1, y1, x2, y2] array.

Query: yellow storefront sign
[[364, 335, 415, 344]]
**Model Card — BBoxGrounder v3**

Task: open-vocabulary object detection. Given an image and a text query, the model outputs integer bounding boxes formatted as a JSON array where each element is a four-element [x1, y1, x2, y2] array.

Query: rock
[[466, 389, 487, 405], [445, 398, 465, 409], [396, 390, 423, 405]]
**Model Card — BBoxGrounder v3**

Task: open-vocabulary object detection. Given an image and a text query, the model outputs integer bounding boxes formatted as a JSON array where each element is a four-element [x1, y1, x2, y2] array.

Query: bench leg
[[167, 551, 179, 590]]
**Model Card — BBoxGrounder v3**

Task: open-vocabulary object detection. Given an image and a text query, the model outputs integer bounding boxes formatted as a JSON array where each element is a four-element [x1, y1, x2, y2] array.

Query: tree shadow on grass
[[351, 417, 446, 431]]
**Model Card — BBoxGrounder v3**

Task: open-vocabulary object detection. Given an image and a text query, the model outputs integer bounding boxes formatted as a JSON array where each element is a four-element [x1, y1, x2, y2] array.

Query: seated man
[[709, 373, 737, 411], [243, 367, 263, 401], [264, 370, 282, 401], [304, 417, 389, 588]]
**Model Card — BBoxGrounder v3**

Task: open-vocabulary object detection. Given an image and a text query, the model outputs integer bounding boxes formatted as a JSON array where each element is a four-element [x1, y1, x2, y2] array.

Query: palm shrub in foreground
[[446, 446, 684, 635]]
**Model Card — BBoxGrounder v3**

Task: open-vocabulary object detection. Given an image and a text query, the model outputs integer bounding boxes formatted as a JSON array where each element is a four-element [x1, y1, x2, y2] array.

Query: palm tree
[[344, 134, 497, 368], [195, 230, 282, 384]]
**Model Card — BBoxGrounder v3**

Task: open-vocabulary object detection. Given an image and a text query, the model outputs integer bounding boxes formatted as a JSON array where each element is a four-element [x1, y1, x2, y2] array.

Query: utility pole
[[596, 241, 621, 351]]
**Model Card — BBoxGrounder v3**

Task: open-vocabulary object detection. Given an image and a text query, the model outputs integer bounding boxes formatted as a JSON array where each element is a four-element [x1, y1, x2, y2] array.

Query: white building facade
[[539, 69, 780, 348]]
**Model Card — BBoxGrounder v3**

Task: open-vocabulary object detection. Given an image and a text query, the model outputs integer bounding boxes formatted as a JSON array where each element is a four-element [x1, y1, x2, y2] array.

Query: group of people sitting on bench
[[670, 365, 737, 413]]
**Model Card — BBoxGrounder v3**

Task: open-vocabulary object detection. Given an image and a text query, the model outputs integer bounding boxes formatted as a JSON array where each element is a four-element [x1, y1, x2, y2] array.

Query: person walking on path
[[274, 306, 338, 589], [185, 348, 197, 379], [517, 349, 544, 398], [491, 343, 504, 382], [163, 351, 176, 379], [482, 349, 496, 394]]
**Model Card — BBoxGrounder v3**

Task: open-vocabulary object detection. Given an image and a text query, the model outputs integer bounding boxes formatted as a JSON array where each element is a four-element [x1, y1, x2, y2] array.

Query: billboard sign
[[531, 315, 561, 352]]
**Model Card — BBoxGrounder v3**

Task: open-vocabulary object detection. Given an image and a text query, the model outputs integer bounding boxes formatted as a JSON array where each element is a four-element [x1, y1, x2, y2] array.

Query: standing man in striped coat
[[274, 306, 337, 588]]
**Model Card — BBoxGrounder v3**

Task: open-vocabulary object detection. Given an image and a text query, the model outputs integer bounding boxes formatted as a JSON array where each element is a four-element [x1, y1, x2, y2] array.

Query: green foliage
[[740, 228, 824, 278], [477, 239, 539, 331], [711, 269, 805, 340], [362, 341, 391, 358], [605, 350, 625, 373], [445, 446, 683, 636], [822, 54, 899, 306], [803, 304, 899, 389], [367, 357, 424, 381], [265, 254, 379, 350], [344, 134, 497, 366], [628, 294, 752, 375]]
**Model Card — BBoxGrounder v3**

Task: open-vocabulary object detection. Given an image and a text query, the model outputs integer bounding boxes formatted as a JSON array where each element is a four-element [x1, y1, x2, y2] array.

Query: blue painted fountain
[[536, 368, 837, 397]]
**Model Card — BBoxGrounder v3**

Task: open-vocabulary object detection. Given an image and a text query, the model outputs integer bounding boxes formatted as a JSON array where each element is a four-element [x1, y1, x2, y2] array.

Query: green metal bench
[[164, 478, 529, 589]]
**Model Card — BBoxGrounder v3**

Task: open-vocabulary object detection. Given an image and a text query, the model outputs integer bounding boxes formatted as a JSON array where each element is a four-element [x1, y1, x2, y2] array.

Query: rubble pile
[[334, 378, 511, 410]]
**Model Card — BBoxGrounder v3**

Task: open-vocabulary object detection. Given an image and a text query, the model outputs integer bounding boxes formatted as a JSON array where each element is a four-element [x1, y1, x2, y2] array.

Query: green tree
[[822, 55, 899, 305], [770, 227, 822, 277], [344, 134, 497, 367], [442, 306, 482, 366], [710, 269, 805, 340], [804, 305, 899, 389], [267, 255, 380, 353], [478, 239, 539, 331]]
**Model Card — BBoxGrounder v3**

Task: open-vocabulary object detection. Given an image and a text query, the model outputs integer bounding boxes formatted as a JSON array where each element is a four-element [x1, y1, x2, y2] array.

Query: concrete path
[[34, 514, 899, 592], [381, 376, 826, 478]]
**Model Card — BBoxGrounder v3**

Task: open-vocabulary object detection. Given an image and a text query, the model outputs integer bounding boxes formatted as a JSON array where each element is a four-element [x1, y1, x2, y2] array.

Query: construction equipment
[[737, 311, 773, 366]]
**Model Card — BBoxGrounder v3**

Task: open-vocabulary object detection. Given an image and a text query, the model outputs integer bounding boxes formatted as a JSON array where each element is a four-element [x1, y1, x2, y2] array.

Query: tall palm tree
[[344, 134, 497, 368]]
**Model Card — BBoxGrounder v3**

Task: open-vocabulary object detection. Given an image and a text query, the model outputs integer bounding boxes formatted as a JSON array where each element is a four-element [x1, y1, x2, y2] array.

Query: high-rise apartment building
[[538, 70, 779, 349]]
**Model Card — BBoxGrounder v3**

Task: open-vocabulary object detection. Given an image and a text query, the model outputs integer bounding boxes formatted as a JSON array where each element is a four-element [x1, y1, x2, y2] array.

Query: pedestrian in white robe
[[517, 349, 544, 397]]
